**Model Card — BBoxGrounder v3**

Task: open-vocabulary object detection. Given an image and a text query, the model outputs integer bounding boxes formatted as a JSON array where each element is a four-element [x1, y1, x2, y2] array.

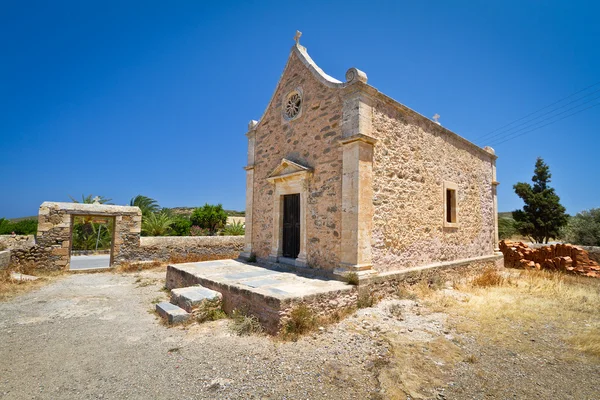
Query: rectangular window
[[443, 181, 458, 228]]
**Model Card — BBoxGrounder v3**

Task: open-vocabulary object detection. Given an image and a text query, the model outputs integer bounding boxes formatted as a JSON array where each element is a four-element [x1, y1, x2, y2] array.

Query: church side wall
[[370, 100, 496, 272], [251, 53, 343, 270]]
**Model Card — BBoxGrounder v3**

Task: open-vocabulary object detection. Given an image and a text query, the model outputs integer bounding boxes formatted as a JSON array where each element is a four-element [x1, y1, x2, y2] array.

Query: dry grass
[[230, 309, 264, 336], [115, 260, 164, 273], [0, 263, 63, 302], [439, 269, 600, 359], [471, 267, 505, 287]]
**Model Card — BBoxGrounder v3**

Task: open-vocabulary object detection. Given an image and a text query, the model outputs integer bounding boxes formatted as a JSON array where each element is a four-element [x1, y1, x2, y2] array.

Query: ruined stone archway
[[37, 202, 142, 270]]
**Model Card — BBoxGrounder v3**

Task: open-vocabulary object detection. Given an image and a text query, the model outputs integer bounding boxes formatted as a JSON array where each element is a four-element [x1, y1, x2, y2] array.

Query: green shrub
[[189, 225, 210, 236], [0, 218, 38, 235], [222, 220, 245, 236], [498, 217, 517, 240], [562, 208, 600, 246], [170, 216, 192, 236], [190, 204, 228, 235]]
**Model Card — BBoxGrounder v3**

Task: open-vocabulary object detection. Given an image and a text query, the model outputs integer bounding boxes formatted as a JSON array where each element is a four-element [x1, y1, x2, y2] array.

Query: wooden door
[[282, 194, 300, 258]]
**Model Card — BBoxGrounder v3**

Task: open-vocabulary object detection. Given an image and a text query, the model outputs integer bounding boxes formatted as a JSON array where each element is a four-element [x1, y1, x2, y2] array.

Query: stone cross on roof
[[294, 30, 302, 44], [432, 113, 441, 125]]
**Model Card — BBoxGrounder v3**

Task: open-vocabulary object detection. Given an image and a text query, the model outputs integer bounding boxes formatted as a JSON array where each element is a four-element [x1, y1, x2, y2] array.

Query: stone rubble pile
[[499, 240, 600, 278]]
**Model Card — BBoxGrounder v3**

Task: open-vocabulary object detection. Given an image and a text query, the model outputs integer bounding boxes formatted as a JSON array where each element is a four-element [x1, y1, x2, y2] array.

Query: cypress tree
[[513, 157, 568, 243]]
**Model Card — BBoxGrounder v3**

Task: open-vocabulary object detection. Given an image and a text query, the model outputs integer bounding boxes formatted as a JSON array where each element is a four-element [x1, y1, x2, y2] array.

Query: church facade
[[241, 41, 499, 277]]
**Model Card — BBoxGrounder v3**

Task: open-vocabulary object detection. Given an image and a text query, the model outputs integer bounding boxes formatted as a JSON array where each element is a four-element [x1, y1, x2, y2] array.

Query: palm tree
[[130, 195, 160, 216], [141, 210, 174, 236]]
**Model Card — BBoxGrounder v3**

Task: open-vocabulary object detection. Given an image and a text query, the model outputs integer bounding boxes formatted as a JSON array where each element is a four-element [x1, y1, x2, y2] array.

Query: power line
[[481, 94, 600, 145], [486, 101, 600, 146], [478, 89, 600, 145], [475, 80, 600, 142]]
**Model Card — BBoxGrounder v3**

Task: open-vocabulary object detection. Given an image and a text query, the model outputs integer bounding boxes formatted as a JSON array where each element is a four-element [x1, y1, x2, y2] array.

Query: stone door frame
[[266, 159, 313, 268], [37, 202, 142, 270]]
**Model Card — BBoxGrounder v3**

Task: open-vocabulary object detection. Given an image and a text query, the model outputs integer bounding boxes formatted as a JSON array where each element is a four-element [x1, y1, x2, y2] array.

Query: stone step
[[170, 285, 222, 313], [156, 302, 190, 325]]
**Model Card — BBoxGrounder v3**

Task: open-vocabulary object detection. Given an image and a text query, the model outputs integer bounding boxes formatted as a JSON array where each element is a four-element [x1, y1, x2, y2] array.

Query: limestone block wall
[[251, 49, 343, 270], [370, 98, 497, 272], [132, 236, 244, 262]]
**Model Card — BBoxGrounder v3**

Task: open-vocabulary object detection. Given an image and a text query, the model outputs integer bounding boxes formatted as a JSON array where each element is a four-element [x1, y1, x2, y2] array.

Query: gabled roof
[[251, 41, 496, 161]]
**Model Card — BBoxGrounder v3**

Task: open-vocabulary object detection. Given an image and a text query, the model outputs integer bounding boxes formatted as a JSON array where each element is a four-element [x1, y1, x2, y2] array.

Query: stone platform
[[165, 259, 356, 333]]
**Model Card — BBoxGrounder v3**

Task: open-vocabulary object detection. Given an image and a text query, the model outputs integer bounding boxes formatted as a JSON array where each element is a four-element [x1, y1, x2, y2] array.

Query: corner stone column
[[240, 121, 258, 260], [336, 87, 378, 276], [336, 135, 377, 275], [485, 146, 501, 254]]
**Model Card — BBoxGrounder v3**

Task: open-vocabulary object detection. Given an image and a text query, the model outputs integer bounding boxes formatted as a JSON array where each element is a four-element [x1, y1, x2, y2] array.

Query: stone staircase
[[156, 285, 222, 325]]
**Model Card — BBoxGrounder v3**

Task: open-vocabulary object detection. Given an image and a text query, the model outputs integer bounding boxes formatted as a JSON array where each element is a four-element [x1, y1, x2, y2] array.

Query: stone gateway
[[241, 41, 501, 278]]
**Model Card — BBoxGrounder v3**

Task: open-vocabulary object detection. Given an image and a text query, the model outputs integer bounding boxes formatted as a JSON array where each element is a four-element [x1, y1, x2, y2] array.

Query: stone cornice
[[339, 134, 378, 146]]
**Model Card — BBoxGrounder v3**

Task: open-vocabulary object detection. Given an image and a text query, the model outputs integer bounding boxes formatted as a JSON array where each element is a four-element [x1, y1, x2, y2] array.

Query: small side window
[[444, 181, 458, 228]]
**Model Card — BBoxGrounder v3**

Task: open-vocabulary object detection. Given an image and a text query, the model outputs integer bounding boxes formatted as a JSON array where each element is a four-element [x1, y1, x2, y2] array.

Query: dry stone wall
[[499, 240, 600, 278], [0, 235, 36, 251], [370, 99, 496, 272], [132, 236, 244, 262], [251, 50, 343, 270]]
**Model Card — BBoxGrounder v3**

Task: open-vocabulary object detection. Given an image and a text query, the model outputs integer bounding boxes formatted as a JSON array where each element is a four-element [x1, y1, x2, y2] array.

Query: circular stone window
[[284, 91, 302, 120]]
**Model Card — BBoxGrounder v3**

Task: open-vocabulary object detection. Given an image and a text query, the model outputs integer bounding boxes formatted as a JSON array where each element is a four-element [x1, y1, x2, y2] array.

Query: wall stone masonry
[[0, 250, 10, 270], [132, 236, 244, 262], [370, 98, 497, 273], [499, 240, 600, 278], [0, 235, 36, 251]]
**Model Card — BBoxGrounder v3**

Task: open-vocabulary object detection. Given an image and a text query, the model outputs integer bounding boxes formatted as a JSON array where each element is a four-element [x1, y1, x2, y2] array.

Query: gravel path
[[2, 271, 598, 399], [0, 272, 385, 400]]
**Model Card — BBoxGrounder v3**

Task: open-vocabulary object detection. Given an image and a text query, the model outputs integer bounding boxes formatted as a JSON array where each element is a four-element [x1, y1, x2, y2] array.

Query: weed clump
[[282, 304, 317, 340], [195, 298, 227, 323], [230, 309, 263, 336], [357, 289, 376, 309], [345, 272, 359, 286], [471, 268, 504, 288]]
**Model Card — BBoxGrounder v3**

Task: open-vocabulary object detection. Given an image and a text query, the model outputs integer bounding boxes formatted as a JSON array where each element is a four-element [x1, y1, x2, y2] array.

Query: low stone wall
[[500, 241, 599, 277], [362, 254, 504, 300], [0, 235, 36, 251], [0, 250, 10, 270], [133, 236, 244, 263], [530, 243, 600, 264]]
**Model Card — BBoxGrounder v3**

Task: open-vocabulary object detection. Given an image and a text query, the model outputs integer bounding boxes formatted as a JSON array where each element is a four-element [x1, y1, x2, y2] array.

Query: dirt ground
[[0, 268, 598, 399]]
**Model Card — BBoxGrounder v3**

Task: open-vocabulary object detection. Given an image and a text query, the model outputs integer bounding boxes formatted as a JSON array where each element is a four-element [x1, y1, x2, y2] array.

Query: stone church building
[[241, 40, 499, 277]]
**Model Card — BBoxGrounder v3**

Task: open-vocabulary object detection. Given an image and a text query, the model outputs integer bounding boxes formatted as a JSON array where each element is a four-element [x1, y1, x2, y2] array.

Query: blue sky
[[1, 1, 598, 218]]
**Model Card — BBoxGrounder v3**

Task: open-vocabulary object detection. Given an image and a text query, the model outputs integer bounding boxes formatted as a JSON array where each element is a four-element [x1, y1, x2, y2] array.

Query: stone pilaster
[[240, 120, 258, 260], [485, 146, 501, 254], [336, 87, 377, 276]]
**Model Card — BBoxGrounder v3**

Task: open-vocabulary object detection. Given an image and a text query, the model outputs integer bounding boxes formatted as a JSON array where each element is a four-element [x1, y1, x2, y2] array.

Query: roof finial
[[432, 113, 441, 125], [294, 30, 302, 44]]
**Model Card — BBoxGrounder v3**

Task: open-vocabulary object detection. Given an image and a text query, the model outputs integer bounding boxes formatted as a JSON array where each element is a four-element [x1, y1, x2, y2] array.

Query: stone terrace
[[165, 259, 355, 333]]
